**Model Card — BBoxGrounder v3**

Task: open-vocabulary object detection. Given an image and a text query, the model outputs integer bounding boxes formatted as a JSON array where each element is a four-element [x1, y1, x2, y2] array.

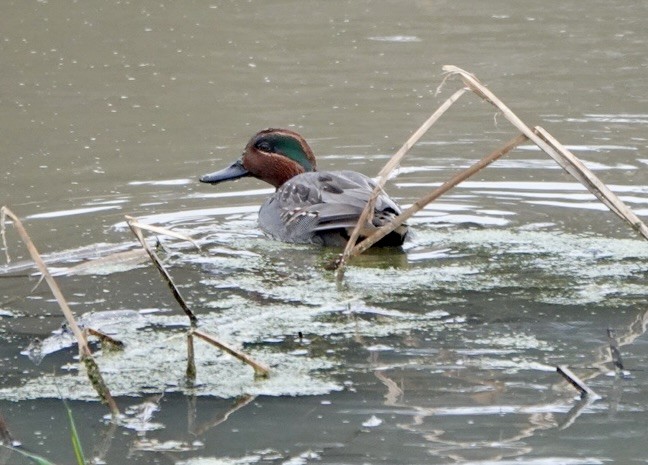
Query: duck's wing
[[258, 171, 406, 245], [315, 171, 402, 226]]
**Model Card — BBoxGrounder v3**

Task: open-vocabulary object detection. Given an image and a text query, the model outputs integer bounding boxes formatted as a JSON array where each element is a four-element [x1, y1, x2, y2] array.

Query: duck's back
[[258, 170, 408, 247]]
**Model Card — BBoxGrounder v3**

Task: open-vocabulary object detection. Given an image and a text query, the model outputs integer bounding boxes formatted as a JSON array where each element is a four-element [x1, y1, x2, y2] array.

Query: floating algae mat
[[2, 227, 647, 401], [0, 301, 446, 400]]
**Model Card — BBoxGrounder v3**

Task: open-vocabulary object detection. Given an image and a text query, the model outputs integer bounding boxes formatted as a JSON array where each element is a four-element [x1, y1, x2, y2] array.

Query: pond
[[1, 1, 648, 464]]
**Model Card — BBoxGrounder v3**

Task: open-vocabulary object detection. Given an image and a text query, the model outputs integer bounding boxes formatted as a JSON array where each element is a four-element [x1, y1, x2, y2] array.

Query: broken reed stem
[[0, 208, 89, 352], [0, 212, 10, 264], [86, 328, 124, 350], [0, 206, 119, 417], [192, 329, 270, 378], [336, 65, 648, 272], [338, 87, 468, 270], [126, 215, 270, 378], [442, 65, 648, 241], [125, 216, 198, 327], [83, 357, 120, 415], [186, 333, 197, 381], [556, 365, 601, 400], [377, 88, 469, 180], [607, 329, 625, 372], [534, 126, 648, 240], [125, 221, 201, 250], [333, 133, 529, 274]]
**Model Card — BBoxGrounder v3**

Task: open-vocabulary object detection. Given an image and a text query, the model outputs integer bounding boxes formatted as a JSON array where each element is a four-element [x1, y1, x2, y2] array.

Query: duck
[[199, 128, 408, 247]]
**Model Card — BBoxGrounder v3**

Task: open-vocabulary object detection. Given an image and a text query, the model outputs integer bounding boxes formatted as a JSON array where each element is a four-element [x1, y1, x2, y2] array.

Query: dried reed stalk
[[443, 65, 648, 240], [606, 329, 624, 372], [192, 329, 270, 378], [124, 221, 201, 249], [534, 126, 648, 240], [186, 332, 197, 381], [126, 215, 270, 378], [335, 65, 648, 272], [126, 216, 198, 326], [556, 365, 601, 399], [87, 327, 124, 350], [0, 206, 119, 416], [337, 88, 468, 270], [342, 133, 529, 268]]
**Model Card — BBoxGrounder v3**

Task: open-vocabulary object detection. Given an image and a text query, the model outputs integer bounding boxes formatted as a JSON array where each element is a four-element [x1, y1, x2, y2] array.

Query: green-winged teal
[[200, 128, 408, 247]]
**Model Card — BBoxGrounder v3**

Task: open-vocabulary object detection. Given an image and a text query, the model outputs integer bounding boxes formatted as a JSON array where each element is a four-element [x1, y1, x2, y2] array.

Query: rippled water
[[1, 1, 648, 464]]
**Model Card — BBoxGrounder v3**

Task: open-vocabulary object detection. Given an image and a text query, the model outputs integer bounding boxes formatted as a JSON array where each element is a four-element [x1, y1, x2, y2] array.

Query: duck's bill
[[200, 160, 250, 184]]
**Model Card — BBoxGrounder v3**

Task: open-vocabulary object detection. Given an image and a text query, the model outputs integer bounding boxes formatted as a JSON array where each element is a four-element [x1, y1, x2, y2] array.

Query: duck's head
[[200, 128, 317, 189]]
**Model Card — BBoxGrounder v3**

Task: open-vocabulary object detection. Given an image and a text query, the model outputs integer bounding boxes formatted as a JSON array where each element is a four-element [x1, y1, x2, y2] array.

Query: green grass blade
[[0, 444, 58, 465], [62, 400, 86, 465]]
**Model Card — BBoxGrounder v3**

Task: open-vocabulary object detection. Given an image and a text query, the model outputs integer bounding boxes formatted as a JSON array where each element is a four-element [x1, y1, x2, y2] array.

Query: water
[[1, 1, 648, 463]]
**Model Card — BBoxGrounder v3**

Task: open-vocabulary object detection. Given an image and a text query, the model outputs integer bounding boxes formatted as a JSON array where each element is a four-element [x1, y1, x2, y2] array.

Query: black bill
[[200, 159, 250, 184]]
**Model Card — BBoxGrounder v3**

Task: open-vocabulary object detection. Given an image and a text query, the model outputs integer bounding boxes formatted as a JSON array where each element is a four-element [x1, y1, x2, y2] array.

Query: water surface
[[1, 1, 647, 464]]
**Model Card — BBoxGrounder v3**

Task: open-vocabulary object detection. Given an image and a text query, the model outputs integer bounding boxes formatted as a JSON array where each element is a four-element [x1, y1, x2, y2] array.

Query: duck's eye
[[255, 141, 273, 152]]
